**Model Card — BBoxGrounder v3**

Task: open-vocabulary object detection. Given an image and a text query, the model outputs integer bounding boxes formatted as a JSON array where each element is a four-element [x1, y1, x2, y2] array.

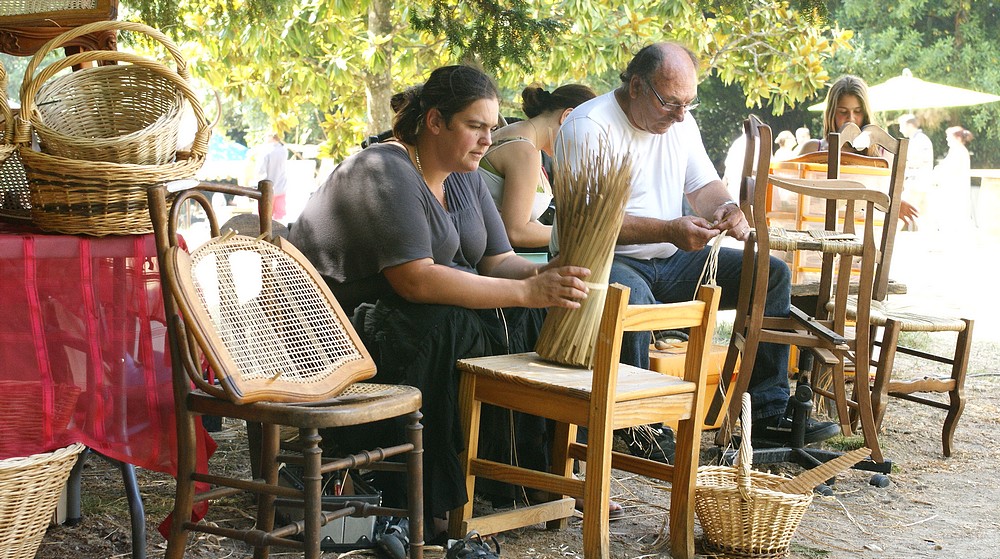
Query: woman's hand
[[523, 265, 591, 309], [899, 199, 919, 227]]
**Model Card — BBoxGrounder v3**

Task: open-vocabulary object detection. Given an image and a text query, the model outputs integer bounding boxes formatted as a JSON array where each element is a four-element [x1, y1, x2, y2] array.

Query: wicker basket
[[0, 62, 31, 221], [0, 443, 85, 559], [695, 395, 813, 558], [15, 50, 211, 236], [20, 21, 190, 165]]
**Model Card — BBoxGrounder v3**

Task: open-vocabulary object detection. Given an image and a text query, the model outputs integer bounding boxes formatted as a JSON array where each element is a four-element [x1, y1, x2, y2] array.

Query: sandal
[[574, 497, 625, 521], [446, 530, 501, 558]]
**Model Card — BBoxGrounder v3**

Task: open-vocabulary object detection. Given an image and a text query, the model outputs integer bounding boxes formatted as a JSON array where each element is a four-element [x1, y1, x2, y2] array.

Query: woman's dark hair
[[391, 65, 498, 144], [521, 84, 597, 118], [946, 125, 974, 145]]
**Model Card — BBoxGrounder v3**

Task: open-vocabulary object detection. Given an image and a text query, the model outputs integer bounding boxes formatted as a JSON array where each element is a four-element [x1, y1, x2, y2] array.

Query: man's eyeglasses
[[644, 77, 699, 113]]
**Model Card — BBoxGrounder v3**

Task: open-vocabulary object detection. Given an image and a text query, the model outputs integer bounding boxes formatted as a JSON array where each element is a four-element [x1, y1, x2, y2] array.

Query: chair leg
[[252, 423, 281, 559], [670, 416, 701, 559], [942, 319, 973, 457], [449, 373, 481, 538], [300, 428, 323, 559], [871, 321, 901, 430], [581, 424, 613, 559], [546, 421, 575, 530], [405, 411, 425, 559], [165, 412, 199, 559]]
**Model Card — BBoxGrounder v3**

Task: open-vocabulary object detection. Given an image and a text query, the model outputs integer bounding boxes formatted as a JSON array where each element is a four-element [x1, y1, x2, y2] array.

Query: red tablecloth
[[0, 221, 215, 477]]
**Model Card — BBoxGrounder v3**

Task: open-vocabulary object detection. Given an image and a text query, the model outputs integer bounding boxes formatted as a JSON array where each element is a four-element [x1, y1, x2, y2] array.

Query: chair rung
[[460, 498, 576, 537], [887, 378, 955, 394]]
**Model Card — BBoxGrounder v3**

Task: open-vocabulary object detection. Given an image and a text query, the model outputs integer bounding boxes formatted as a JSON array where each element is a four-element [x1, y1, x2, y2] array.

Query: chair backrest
[[591, 283, 721, 427], [824, 123, 909, 301], [148, 181, 376, 405]]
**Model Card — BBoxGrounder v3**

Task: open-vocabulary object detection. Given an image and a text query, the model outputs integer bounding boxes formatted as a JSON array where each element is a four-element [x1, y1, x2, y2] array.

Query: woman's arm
[[383, 257, 590, 310], [487, 140, 553, 248]]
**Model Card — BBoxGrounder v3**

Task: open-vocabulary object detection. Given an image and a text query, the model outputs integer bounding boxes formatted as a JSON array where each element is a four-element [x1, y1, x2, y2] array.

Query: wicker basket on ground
[[0, 443, 85, 559], [695, 394, 870, 558], [14, 49, 211, 236], [20, 20, 190, 166], [0, 61, 30, 221]]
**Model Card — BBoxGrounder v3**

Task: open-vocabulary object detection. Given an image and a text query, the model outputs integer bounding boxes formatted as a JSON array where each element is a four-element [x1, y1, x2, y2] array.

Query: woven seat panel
[[189, 235, 367, 387], [1, 1, 96, 15], [834, 295, 967, 332], [766, 227, 865, 255]]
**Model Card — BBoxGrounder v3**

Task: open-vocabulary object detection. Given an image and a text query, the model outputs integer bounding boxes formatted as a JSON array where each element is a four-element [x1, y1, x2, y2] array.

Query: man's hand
[[711, 201, 750, 241], [669, 215, 722, 251]]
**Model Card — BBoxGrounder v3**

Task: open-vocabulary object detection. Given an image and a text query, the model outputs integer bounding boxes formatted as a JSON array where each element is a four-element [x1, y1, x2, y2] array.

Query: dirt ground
[[33, 227, 999, 559]]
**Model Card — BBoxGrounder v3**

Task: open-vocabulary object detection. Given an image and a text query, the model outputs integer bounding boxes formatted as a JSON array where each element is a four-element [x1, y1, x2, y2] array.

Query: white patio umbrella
[[808, 68, 1000, 112]]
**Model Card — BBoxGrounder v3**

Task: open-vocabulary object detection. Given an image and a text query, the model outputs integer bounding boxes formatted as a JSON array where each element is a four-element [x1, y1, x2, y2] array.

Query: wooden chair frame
[[710, 115, 890, 464], [828, 124, 972, 457], [148, 180, 425, 559], [449, 283, 720, 559]]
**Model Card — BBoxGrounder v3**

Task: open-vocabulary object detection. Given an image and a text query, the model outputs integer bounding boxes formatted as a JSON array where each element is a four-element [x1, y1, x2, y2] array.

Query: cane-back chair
[[829, 125, 973, 457], [148, 181, 424, 559], [450, 283, 720, 559], [710, 115, 891, 466]]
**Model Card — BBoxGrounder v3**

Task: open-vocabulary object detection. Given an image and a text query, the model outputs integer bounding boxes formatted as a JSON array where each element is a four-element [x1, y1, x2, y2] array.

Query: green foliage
[[120, 0, 848, 160], [828, 0, 1000, 168], [410, 0, 565, 71]]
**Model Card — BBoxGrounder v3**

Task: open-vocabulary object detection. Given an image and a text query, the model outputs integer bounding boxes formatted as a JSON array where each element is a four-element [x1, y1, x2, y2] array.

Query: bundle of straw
[[535, 139, 632, 367]]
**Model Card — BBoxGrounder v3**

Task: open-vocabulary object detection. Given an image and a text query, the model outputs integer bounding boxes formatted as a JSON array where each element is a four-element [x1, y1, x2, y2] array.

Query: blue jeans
[[609, 247, 791, 421]]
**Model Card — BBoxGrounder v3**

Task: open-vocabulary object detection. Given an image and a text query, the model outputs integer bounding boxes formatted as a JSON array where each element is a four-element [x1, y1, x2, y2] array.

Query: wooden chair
[[710, 115, 891, 468], [829, 125, 973, 457], [148, 181, 425, 559], [449, 283, 721, 559]]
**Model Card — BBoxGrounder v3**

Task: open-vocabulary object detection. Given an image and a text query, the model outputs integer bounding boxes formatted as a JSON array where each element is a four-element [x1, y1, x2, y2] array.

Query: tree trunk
[[365, 0, 394, 137]]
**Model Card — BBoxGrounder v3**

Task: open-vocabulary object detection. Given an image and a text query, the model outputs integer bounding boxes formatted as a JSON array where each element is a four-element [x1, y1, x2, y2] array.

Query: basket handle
[[735, 392, 753, 496], [19, 21, 190, 109], [16, 50, 212, 159]]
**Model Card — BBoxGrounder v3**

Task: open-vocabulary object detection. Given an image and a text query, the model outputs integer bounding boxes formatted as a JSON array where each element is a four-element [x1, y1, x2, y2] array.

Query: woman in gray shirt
[[290, 65, 590, 538]]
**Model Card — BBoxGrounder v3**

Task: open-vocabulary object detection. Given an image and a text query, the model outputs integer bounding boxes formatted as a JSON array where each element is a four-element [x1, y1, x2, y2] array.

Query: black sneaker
[[751, 414, 840, 445], [620, 425, 675, 464], [446, 531, 500, 558]]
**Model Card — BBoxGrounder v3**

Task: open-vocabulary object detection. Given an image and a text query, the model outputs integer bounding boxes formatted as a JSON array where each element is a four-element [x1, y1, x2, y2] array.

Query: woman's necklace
[[413, 145, 424, 175], [413, 145, 447, 210]]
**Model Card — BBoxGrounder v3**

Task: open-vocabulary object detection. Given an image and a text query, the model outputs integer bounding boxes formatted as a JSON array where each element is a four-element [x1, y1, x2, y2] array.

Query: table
[[0, 221, 215, 555]]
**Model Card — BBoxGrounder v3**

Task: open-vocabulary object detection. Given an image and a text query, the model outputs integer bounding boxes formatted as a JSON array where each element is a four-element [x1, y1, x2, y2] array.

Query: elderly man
[[556, 42, 839, 453]]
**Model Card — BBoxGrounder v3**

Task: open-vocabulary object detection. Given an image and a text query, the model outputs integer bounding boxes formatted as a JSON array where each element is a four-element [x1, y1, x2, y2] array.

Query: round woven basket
[[695, 395, 813, 558], [15, 50, 211, 236], [20, 21, 190, 166], [0, 443, 85, 559], [0, 62, 30, 221]]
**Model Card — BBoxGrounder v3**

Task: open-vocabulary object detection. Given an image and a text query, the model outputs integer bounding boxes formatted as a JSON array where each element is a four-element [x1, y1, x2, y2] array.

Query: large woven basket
[[695, 395, 813, 558], [0, 443, 85, 559], [20, 21, 189, 166], [0, 62, 31, 221], [15, 50, 211, 236]]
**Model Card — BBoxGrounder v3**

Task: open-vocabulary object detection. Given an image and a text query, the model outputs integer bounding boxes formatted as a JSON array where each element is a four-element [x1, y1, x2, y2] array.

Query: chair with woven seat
[[147, 180, 424, 559], [828, 124, 974, 457], [449, 283, 721, 559], [709, 115, 892, 470]]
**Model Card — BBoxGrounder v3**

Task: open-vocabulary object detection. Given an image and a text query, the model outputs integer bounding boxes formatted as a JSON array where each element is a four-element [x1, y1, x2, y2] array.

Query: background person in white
[[897, 114, 933, 227], [555, 42, 839, 447], [256, 132, 289, 220]]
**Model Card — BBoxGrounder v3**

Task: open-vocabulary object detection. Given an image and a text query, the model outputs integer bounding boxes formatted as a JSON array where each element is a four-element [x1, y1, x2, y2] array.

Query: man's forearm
[[617, 214, 672, 245]]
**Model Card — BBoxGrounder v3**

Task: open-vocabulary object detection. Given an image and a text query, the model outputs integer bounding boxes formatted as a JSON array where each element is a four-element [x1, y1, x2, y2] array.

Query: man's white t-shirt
[[555, 91, 720, 259]]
